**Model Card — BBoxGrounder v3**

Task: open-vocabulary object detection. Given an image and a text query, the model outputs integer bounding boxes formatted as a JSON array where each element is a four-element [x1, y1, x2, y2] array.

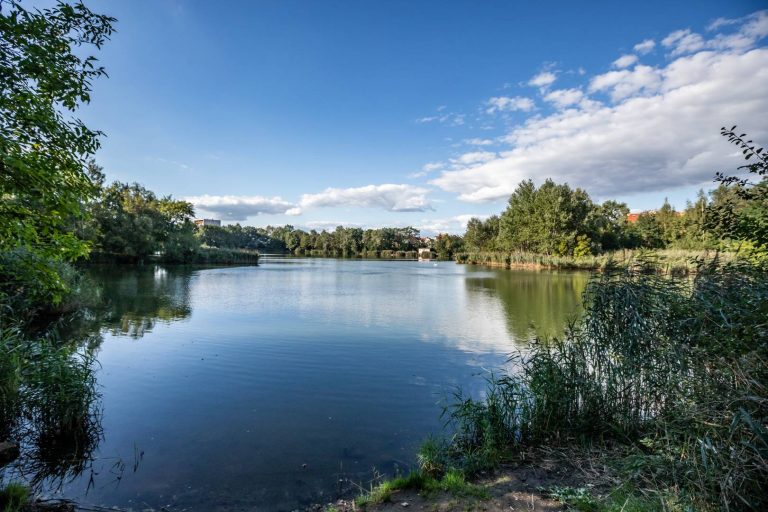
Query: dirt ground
[[316, 451, 595, 512]]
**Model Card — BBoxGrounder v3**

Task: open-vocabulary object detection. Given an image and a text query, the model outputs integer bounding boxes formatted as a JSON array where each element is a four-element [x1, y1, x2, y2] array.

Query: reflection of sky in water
[[48, 260, 587, 511]]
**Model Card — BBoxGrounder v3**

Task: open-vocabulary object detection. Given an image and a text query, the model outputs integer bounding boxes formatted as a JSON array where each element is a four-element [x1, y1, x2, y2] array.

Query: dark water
[[22, 259, 588, 510]]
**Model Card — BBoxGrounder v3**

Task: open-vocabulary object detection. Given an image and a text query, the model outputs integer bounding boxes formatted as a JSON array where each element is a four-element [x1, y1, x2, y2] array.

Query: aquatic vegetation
[[432, 258, 768, 510], [0, 325, 102, 490], [0, 482, 29, 512], [455, 248, 734, 274]]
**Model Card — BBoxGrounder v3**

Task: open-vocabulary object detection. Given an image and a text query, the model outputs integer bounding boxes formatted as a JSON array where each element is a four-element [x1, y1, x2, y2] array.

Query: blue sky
[[79, 0, 768, 234]]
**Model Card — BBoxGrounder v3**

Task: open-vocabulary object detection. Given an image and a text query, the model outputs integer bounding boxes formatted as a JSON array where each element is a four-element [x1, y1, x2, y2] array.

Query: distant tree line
[[462, 166, 767, 257]]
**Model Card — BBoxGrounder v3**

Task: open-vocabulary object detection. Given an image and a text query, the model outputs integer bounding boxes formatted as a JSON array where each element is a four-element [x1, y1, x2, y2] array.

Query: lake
[[15, 258, 589, 510]]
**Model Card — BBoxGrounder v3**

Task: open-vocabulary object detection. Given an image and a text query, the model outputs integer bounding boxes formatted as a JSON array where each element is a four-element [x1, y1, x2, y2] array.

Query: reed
[[455, 249, 735, 274], [431, 258, 767, 511]]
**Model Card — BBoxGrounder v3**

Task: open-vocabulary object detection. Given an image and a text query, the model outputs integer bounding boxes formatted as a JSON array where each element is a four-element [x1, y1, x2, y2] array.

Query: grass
[[547, 485, 688, 512], [0, 482, 29, 512], [426, 257, 767, 511], [355, 469, 489, 507]]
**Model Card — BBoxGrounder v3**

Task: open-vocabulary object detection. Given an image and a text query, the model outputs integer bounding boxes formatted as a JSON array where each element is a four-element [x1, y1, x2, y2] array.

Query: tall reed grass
[[455, 249, 735, 274], [430, 258, 767, 510]]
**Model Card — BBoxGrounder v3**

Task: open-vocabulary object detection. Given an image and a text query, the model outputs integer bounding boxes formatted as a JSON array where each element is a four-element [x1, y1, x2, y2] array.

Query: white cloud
[[589, 65, 662, 101], [662, 29, 706, 56], [422, 162, 444, 172], [187, 195, 300, 221], [300, 184, 434, 212], [529, 71, 557, 88], [612, 54, 638, 69], [486, 96, 535, 114], [543, 88, 585, 108], [661, 12, 767, 56], [416, 110, 465, 126], [453, 151, 497, 166], [464, 138, 495, 146], [409, 161, 444, 178], [417, 214, 488, 235], [431, 32, 768, 203], [633, 39, 656, 54]]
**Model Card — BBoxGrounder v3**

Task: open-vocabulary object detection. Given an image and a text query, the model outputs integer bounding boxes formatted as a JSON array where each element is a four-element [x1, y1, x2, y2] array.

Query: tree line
[[462, 166, 767, 258]]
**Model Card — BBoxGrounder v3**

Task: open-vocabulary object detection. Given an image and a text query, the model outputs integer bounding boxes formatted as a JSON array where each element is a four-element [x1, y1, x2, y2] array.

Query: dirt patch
[[317, 451, 592, 512]]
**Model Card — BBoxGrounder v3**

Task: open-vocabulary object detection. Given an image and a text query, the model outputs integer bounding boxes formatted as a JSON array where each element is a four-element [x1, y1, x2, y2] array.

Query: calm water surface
[[45, 258, 587, 510]]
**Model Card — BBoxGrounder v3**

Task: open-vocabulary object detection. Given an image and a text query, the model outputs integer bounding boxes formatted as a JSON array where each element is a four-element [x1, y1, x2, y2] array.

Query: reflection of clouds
[[190, 260, 563, 357]]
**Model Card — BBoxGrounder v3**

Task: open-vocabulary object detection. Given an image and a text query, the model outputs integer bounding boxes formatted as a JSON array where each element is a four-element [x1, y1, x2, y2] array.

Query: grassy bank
[[455, 249, 734, 274], [355, 258, 767, 511]]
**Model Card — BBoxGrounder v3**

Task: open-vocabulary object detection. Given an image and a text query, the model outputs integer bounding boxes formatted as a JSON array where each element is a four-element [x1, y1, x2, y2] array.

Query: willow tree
[[0, 1, 115, 302]]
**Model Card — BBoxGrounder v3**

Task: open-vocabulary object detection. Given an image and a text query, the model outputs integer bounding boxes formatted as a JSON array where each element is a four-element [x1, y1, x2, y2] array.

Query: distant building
[[418, 247, 433, 261], [194, 218, 221, 227], [627, 210, 685, 223]]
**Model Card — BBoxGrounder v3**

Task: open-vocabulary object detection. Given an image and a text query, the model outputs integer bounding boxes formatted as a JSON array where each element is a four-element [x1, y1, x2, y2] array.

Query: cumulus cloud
[[453, 151, 497, 166], [300, 184, 434, 212], [662, 29, 706, 56], [430, 15, 768, 203], [543, 88, 585, 108], [486, 96, 535, 114], [589, 65, 662, 101], [187, 195, 300, 221], [612, 54, 638, 68], [422, 162, 444, 172], [417, 214, 488, 235], [529, 71, 557, 88], [633, 39, 656, 54]]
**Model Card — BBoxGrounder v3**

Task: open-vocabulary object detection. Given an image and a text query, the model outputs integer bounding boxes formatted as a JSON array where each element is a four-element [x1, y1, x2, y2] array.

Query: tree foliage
[[0, 0, 114, 302]]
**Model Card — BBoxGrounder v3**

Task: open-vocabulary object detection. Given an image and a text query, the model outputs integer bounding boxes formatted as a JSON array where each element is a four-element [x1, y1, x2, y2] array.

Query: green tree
[[0, 0, 115, 302], [498, 179, 593, 255], [464, 215, 500, 252], [433, 233, 464, 260], [709, 126, 768, 250]]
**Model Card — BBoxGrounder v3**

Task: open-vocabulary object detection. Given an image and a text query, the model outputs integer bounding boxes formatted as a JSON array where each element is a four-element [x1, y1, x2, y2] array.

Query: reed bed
[[455, 249, 734, 274], [0, 324, 102, 489], [428, 259, 767, 511]]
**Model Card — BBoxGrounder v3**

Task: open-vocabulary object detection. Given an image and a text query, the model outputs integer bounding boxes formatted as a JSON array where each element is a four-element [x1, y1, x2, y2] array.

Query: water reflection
[[465, 267, 588, 342], [87, 265, 193, 339], [1, 265, 196, 495]]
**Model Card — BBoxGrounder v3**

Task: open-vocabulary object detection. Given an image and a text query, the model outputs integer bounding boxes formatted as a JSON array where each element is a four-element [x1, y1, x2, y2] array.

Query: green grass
[[0, 482, 29, 512], [355, 469, 488, 507], [548, 485, 687, 512]]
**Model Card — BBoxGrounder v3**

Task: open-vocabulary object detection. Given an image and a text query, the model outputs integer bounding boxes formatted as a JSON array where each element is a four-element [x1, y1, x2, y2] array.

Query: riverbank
[[455, 249, 733, 274]]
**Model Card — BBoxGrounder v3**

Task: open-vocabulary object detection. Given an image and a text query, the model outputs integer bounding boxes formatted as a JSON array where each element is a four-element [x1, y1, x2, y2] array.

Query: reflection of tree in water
[[87, 265, 194, 339], [1, 266, 193, 493], [465, 269, 589, 342]]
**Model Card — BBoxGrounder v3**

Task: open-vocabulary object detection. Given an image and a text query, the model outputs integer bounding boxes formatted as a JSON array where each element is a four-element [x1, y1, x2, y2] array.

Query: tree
[[464, 216, 500, 252], [498, 179, 593, 255], [433, 233, 463, 260], [0, 0, 115, 301], [709, 126, 768, 249]]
